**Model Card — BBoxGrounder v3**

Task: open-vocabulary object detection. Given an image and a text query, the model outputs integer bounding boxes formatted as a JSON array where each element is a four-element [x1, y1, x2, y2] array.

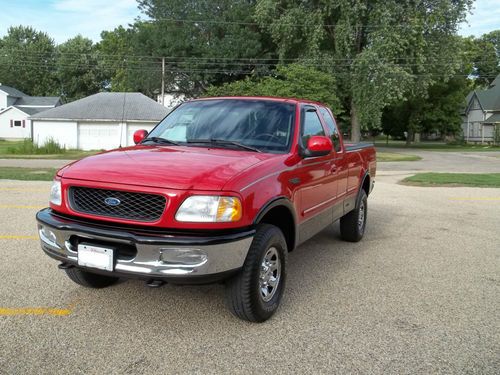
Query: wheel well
[[362, 175, 370, 196], [258, 205, 295, 251]]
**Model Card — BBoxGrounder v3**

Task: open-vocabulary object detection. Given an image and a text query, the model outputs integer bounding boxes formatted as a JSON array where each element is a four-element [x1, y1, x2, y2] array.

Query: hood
[[60, 145, 273, 191]]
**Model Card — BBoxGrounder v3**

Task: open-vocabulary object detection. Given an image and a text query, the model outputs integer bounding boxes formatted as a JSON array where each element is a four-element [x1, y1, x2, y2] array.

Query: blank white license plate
[[77, 244, 114, 271]]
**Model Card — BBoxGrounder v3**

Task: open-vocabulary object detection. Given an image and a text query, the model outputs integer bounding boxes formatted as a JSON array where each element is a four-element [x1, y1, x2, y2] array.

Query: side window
[[302, 108, 325, 144], [319, 107, 341, 152]]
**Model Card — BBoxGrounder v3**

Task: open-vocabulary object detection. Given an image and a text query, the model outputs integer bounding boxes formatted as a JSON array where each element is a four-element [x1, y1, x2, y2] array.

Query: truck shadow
[[71, 203, 398, 326]]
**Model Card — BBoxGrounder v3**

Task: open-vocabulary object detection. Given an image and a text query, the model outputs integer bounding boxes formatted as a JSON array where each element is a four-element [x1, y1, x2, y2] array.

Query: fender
[[356, 170, 371, 207], [253, 196, 298, 251]]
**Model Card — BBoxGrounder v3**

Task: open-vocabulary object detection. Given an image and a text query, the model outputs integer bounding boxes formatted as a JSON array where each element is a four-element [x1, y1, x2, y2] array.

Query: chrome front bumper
[[36, 209, 254, 281]]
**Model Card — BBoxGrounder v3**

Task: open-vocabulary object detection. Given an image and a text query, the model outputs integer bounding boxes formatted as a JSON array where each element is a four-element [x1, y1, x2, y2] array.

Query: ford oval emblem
[[104, 197, 121, 206]]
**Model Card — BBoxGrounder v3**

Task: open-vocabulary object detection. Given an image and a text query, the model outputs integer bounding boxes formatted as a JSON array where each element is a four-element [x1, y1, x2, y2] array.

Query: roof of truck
[[191, 96, 328, 107]]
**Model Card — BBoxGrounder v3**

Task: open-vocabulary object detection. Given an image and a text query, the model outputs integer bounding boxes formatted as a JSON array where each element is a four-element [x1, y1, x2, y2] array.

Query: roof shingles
[[31, 92, 169, 121]]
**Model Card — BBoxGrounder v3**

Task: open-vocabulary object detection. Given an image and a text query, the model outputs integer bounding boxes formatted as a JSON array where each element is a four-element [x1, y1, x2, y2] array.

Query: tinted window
[[302, 108, 325, 144], [148, 99, 295, 154], [319, 107, 341, 152]]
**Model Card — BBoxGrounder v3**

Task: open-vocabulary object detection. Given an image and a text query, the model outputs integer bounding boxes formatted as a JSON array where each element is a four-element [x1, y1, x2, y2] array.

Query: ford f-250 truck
[[36, 97, 376, 322]]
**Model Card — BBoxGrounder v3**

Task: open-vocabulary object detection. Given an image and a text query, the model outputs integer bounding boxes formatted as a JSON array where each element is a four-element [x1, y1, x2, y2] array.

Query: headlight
[[175, 196, 242, 222], [50, 180, 62, 205]]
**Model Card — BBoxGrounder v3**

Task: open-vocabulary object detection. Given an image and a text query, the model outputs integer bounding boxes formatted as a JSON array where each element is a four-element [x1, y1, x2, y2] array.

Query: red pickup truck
[[37, 97, 376, 322]]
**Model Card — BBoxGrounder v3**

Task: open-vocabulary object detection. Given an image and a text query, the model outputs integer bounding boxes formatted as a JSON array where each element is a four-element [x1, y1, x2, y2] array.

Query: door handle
[[331, 165, 337, 173]]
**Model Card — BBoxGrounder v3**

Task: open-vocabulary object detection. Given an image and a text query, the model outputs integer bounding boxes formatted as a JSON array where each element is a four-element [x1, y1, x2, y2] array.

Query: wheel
[[65, 267, 119, 288], [340, 190, 368, 242], [225, 224, 287, 322]]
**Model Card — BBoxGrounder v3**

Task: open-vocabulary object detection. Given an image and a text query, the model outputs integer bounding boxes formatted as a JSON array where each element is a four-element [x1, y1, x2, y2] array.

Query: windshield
[[146, 99, 296, 154]]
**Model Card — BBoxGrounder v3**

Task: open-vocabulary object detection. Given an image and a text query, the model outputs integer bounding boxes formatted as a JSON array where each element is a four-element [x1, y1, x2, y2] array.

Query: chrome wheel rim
[[259, 247, 281, 302], [358, 201, 365, 231]]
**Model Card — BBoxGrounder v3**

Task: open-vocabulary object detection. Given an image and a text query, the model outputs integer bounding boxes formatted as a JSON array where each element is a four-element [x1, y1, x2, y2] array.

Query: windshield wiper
[[143, 137, 180, 146], [187, 138, 262, 153]]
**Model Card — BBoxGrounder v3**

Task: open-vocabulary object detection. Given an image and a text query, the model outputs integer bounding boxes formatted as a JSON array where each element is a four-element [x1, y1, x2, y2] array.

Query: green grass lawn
[[402, 173, 500, 187], [0, 140, 98, 159], [0, 167, 58, 181], [377, 152, 421, 162], [375, 140, 500, 152]]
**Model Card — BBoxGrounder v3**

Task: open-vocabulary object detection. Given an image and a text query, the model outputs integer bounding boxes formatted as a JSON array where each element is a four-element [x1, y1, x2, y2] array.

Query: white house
[[462, 74, 500, 144], [31, 92, 170, 150], [0, 84, 61, 140], [157, 92, 185, 111]]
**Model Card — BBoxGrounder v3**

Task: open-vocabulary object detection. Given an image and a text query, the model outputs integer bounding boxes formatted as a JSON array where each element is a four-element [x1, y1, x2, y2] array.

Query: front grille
[[69, 187, 166, 222]]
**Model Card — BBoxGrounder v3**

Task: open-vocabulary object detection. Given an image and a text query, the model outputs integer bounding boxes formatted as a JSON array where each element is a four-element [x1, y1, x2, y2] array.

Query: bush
[[7, 138, 65, 155]]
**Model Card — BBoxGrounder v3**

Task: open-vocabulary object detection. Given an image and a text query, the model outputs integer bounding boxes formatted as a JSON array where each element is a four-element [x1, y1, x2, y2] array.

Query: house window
[[14, 120, 22, 127]]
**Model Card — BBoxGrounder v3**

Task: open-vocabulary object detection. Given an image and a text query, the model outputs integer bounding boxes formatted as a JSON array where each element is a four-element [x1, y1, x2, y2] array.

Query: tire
[[65, 267, 119, 288], [225, 224, 287, 322], [340, 190, 368, 242]]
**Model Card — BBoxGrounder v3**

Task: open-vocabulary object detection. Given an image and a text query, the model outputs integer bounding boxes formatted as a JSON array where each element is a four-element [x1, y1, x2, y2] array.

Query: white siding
[[77, 122, 121, 151], [31, 119, 160, 150], [483, 124, 494, 138], [33, 120, 78, 149], [0, 91, 7, 111], [467, 108, 484, 123], [126, 122, 156, 146], [0, 107, 31, 139]]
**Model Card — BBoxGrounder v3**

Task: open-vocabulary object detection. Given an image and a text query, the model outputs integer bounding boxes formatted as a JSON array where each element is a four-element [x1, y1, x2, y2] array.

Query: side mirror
[[304, 136, 332, 157], [133, 129, 148, 145]]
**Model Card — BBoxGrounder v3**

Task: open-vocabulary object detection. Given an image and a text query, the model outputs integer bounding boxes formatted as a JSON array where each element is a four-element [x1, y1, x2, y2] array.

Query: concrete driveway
[[0, 158, 74, 168], [2, 148, 499, 173], [0, 175, 498, 374]]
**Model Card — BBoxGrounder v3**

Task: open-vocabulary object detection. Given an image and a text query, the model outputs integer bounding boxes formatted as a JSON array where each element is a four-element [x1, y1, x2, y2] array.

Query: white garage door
[[126, 123, 156, 146], [78, 123, 121, 150]]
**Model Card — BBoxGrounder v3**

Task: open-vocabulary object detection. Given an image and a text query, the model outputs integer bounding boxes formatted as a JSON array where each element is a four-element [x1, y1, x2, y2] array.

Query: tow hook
[[146, 279, 165, 288], [58, 263, 74, 270]]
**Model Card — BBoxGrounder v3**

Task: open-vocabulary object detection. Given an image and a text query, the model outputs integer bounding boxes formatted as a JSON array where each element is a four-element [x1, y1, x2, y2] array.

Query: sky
[[0, 0, 499, 44]]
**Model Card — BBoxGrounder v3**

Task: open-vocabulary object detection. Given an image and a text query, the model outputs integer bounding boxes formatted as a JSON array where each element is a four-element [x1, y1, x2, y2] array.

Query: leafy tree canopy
[[0, 25, 57, 96], [56, 35, 103, 101], [254, 0, 473, 140], [205, 64, 341, 114]]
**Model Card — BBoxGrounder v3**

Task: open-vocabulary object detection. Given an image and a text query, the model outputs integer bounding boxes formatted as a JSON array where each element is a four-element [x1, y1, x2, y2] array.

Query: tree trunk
[[406, 129, 413, 146], [350, 99, 361, 143]]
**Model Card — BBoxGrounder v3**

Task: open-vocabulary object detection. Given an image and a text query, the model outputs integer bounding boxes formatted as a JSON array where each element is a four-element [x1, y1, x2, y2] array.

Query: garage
[[31, 92, 169, 151], [77, 123, 121, 150]]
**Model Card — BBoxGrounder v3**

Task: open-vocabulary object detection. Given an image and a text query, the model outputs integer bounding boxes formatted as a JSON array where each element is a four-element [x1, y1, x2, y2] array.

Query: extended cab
[[37, 97, 376, 322]]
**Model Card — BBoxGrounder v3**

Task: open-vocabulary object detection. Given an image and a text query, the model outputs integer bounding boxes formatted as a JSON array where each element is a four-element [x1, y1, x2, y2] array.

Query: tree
[[56, 35, 103, 101], [99, 24, 162, 96], [462, 30, 500, 87], [254, 0, 472, 141], [205, 64, 341, 113], [0, 26, 57, 95], [131, 0, 275, 97], [382, 76, 471, 141]]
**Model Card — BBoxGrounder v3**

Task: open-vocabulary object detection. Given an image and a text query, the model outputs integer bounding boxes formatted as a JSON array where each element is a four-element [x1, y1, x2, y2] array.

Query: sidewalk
[[0, 159, 74, 168]]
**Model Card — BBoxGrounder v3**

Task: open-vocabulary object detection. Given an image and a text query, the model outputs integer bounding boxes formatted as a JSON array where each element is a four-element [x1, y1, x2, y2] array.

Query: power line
[[3, 49, 495, 64], [4, 60, 497, 79], [143, 17, 458, 31]]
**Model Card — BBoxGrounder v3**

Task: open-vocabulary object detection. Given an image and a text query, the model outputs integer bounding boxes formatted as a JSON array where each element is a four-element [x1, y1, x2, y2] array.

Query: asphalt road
[[0, 172, 499, 374], [376, 148, 500, 173], [2, 148, 500, 173]]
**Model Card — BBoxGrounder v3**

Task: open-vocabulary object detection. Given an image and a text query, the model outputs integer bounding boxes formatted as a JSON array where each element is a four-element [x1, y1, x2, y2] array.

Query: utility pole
[[161, 57, 165, 105]]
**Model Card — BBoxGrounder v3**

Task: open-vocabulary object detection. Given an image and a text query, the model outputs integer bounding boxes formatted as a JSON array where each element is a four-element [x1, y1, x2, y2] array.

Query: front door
[[295, 105, 335, 243]]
